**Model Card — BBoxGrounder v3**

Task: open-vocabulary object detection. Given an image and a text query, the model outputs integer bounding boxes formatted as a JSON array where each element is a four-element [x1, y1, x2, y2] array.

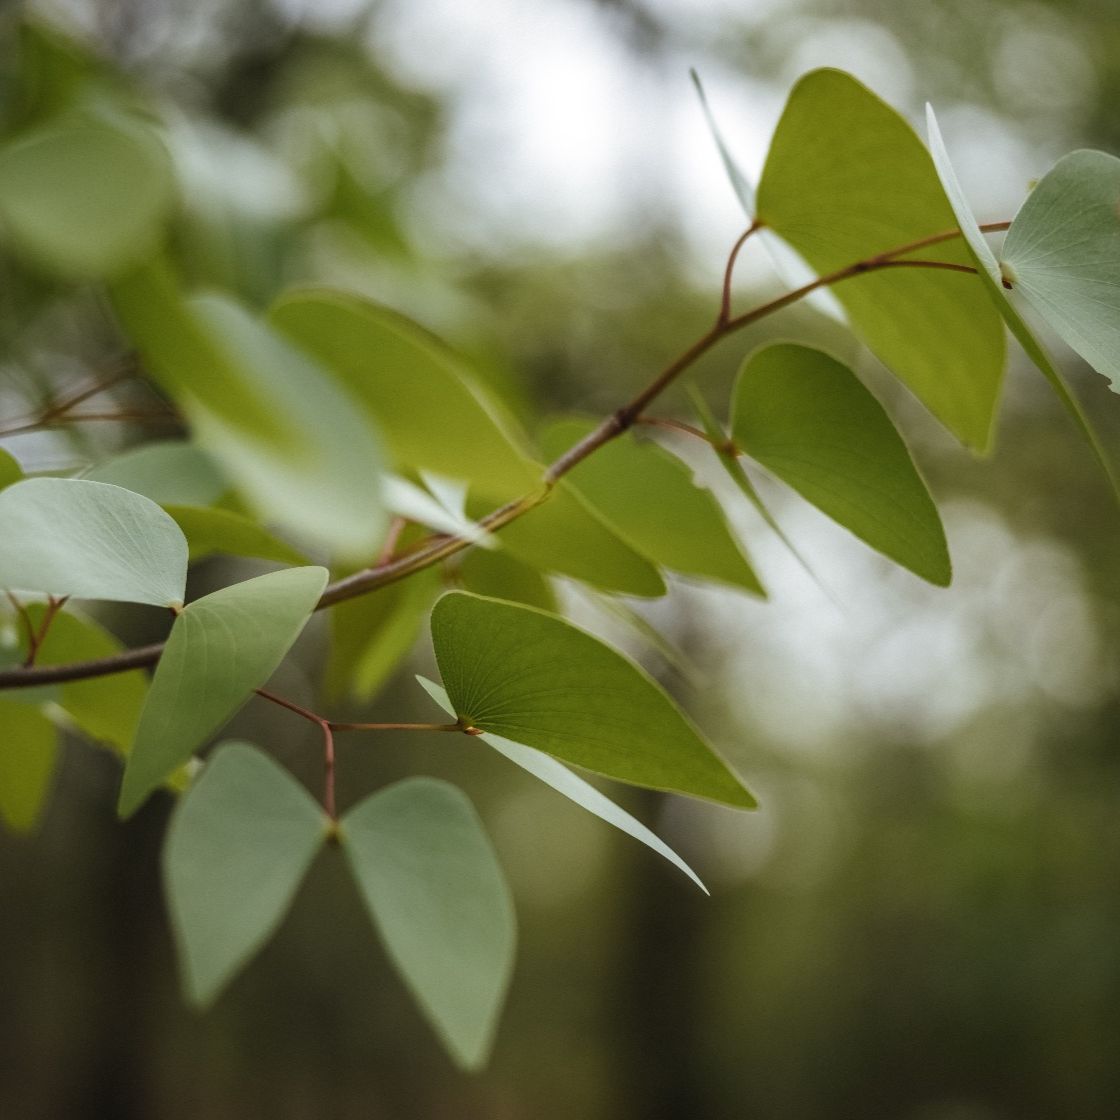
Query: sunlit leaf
[[341, 777, 516, 1071], [731, 343, 949, 585], [1001, 150, 1120, 391], [431, 591, 755, 807], [0, 477, 188, 607], [0, 699, 57, 832], [540, 418, 763, 594], [270, 289, 540, 501], [417, 677, 706, 891], [165, 505, 308, 566], [163, 742, 328, 1006], [118, 566, 328, 817], [0, 117, 173, 278], [757, 69, 1005, 450], [490, 482, 665, 598], [84, 441, 226, 507]]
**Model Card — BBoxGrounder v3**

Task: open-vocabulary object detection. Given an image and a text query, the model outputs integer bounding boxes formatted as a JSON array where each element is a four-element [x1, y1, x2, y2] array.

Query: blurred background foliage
[[2, 0, 1120, 1117]]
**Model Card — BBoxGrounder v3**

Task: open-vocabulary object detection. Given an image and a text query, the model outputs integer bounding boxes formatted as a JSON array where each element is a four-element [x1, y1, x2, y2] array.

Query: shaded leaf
[[431, 591, 754, 807], [119, 566, 328, 817], [731, 343, 949, 584], [0, 449, 22, 490], [163, 742, 328, 1006], [456, 546, 557, 613], [757, 69, 1005, 450], [540, 418, 763, 594], [165, 505, 308, 566], [0, 477, 188, 606], [270, 289, 540, 501], [84, 441, 226, 507], [417, 677, 706, 891], [0, 699, 57, 832], [341, 777, 516, 1071]]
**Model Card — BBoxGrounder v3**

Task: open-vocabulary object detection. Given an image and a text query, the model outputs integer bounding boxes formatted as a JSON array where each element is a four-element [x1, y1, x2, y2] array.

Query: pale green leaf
[[165, 505, 308, 566], [163, 742, 328, 1006], [119, 566, 328, 817], [0, 118, 173, 278], [540, 418, 763, 594], [417, 677, 706, 892], [757, 69, 1005, 450], [690, 69, 756, 215], [431, 591, 755, 807], [270, 289, 540, 501], [0, 477, 188, 606], [84, 441, 226, 507], [1001, 150, 1120, 391], [731, 344, 949, 585], [341, 777, 516, 1071], [0, 699, 58, 832]]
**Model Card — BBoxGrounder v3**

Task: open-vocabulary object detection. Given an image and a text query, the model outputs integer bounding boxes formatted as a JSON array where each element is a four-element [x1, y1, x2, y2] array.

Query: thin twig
[[719, 220, 762, 325]]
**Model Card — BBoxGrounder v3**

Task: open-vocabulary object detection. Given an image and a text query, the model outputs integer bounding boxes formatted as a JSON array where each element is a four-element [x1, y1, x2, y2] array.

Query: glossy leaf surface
[[417, 677, 706, 891], [119, 566, 328, 817], [431, 591, 754, 807], [0, 478, 188, 607], [757, 69, 1005, 450], [732, 344, 950, 585], [163, 742, 328, 1006], [341, 777, 516, 1071]]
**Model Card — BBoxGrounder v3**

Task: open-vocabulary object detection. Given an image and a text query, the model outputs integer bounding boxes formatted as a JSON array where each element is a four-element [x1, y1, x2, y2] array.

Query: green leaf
[[926, 108, 1119, 493], [1000, 150, 1120, 391], [84, 441, 226, 507], [0, 448, 23, 490], [456, 546, 557, 612], [340, 777, 516, 1071], [269, 289, 540, 501], [489, 482, 666, 598], [163, 742, 328, 1006], [731, 343, 950, 585], [430, 591, 755, 807], [165, 505, 309, 566], [0, 477, 188, 606], [326, 567, 441, 702], [27, 605, 147, 753], [417, 677, 706, 892], [757, 69, 1005, 451], [111, 266, 388, 562], [690, 69, 756, 215], [119, 566, 328, 817], [540, 418, 763, 594], [0, 699, 58, 832], [0, 117, 173, 278]]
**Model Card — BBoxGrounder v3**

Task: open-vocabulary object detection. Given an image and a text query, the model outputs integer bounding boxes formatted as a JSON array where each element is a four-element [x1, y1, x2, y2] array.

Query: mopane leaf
[[163, 742, 328, 1006], [0, 449, 22, 490], [417, 677, 706, 892], [1001, 150, 1120, 391], [490, 482, 665, 598], [119, 566, 328, 817], [926, 108, 1118, 490], [540, 418, 763, 594], [85, 441, 227, 507], [0, 478, 188, 607], [165, 505, 309, 566], [270, 290, 540, 501], [111, 267, 388, 562], [341, 777, 516, 1071], [0, 700, 57, 832], [0, 117, 173, 278], [457, 546, 558, 613], [731, 344, 949, 585], [690, 69, 756, 215], [757, 69, 1005, 450], [431, 591, 755, 807]]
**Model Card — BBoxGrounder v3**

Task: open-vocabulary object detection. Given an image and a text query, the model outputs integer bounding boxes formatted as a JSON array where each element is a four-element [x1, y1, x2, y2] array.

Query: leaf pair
[[164, 743, 514, 1071]]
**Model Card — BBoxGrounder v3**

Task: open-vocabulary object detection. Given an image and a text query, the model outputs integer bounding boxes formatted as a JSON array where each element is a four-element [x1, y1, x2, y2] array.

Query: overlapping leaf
[[340, 777, 516, 1071], [756, 69, 1005, 451], [0, 478, 188, 606], [731, 344, 949, 584], [0, 449, 22, 490], [430, 591, 754, 807], [0, 700, 57, 832], [163, 742, 328, 1005], [165, 505, 308, 566], [118, 566, 328, 817], [540, 418, 763, 594], [85, 441, 227, 507]]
